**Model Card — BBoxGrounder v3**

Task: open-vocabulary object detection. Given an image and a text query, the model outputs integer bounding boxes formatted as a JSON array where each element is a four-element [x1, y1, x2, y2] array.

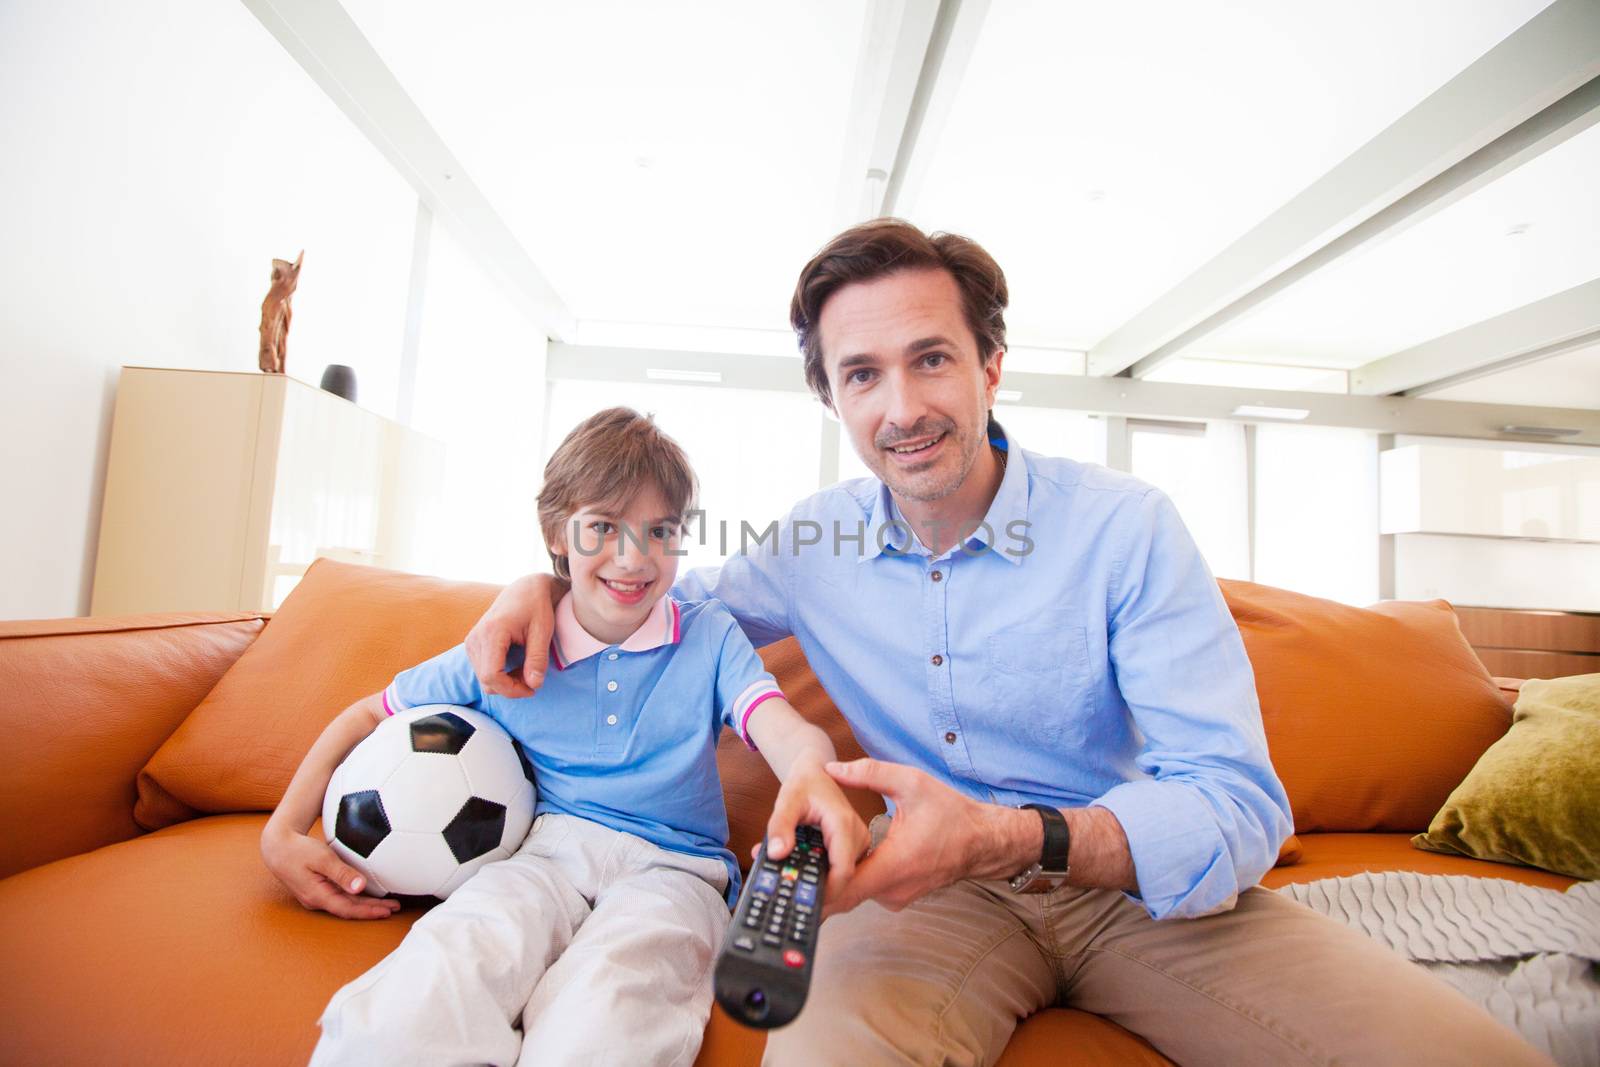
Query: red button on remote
[[782, 948, 806, 968]]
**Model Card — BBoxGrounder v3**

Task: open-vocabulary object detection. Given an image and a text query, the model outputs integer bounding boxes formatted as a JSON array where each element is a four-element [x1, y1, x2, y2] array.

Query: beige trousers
[[763, 819, 1553, 1067], [313, 813, 730, 1067]]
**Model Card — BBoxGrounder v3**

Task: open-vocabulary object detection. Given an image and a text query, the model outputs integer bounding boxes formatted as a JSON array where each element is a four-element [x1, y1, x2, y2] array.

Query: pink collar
[[550, 592, 681, 670]]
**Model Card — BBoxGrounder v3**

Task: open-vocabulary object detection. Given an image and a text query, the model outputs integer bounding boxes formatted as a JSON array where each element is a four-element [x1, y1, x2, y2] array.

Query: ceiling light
[[645, 368, 722, 384], [1499, 425, 1579, 438], [1231, 404, 1310, 421], [996, 389, 1022, 403]]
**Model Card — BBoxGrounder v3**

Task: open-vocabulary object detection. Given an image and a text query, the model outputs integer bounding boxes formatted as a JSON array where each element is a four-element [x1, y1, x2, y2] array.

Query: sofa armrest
[[0, 612, 264, 879]]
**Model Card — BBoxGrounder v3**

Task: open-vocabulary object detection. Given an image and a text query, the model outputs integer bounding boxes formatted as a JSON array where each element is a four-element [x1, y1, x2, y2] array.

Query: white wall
[[0, 0, 417, 619]]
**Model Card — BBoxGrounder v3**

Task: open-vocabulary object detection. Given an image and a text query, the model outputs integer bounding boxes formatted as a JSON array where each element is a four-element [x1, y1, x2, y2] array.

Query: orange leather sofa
[[0, 561, 1574, 1066]]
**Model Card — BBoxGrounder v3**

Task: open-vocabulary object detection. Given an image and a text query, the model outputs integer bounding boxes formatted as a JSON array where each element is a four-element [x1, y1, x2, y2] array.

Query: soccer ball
[[322, 704, 536, 899]]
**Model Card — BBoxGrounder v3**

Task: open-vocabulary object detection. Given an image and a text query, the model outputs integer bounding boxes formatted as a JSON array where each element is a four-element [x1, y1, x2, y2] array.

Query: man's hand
[[822, 757, 1040, 914], [261, 826, 400, 920], [465, 574, 562, 698], [760, 759, 872, 913]]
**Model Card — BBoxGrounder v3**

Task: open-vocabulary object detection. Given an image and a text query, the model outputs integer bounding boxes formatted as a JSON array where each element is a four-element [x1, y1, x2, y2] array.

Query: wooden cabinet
[[90, 367, 443, 614]]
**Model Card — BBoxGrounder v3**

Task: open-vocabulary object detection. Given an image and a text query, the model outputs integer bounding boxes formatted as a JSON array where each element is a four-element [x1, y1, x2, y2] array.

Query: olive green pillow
[[1413, 673, 1600, 880]]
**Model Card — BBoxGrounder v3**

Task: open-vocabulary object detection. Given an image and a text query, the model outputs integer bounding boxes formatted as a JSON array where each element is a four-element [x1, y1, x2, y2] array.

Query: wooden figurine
[[257, 251, 304, 374]]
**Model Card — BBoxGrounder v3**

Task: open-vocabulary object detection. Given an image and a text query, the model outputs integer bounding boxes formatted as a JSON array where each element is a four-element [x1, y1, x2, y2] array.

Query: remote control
[[713, 824, 828, 1029]]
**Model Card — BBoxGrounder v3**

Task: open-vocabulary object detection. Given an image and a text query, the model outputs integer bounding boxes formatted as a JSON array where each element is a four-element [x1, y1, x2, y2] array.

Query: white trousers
[[312, 813, 731, 1067]]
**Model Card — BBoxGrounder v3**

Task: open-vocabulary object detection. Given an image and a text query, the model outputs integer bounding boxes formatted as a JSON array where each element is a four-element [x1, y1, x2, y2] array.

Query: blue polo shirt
[[675, 425, 1294, 921], [384, 595, 782, 902]]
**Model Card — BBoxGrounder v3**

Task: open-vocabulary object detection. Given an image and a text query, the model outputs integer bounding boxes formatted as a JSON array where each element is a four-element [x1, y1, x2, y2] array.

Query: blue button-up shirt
[[676, 428, 1292, 920]]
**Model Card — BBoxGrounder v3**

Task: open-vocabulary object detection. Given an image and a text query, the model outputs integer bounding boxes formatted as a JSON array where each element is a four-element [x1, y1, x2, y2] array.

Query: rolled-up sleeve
[[1091, 489, 1293, 920]]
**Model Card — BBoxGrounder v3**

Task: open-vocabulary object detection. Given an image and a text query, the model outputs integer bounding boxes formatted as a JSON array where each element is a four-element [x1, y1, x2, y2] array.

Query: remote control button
[[795, 883, 818, 907], [783, 949, 806, 968], [801, 873, 818, 883], [743, 916, 759, 928], [794, 903, 813, 915], [733, 935, 756, 952], [781, 867, 799, 882], [763, 934, 782, 947], [754, 871, 779, 893]]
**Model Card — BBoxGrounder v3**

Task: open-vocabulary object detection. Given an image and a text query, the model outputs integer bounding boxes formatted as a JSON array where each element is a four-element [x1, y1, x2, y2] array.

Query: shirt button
[[607, 652, 618, 661], [606, 680, 618, 692], [606, 714, 618, 726], [930, 570, 943, 582], [931, 654, 943, 666], [944, 731, 957, 744]]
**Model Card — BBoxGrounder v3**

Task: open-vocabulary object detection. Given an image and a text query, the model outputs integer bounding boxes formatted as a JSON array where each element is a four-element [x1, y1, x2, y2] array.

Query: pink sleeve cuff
[[737, 689, 783, 752]]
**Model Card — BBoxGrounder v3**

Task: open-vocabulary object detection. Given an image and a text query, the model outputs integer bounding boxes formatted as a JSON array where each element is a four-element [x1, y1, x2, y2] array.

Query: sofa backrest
[[123, 561, 1515, 849], [0, 612, 265, 878]]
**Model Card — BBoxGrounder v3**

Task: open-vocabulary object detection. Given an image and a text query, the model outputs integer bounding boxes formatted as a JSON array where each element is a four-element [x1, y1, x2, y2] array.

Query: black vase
[[320, 364, 357, 403]]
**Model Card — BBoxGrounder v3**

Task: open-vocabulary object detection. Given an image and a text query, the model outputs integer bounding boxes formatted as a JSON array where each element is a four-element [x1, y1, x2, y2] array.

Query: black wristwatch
[[1008, 803, 1071, 894]]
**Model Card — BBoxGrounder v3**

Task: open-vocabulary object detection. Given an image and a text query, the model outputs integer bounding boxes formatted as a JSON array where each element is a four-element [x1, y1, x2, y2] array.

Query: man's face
[[818, 269, 1003, 503]]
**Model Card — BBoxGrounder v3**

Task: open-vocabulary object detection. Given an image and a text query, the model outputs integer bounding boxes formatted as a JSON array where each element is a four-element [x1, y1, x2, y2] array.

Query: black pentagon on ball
[[410, 711, 475, 755], [335, 789, 391, 858], [443, 796, 508, 864], [513, 739, 537, 786]]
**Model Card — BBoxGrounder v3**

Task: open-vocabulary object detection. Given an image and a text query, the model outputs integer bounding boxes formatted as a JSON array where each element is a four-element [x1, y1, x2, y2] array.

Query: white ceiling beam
[[831, 0, 941, 228], [882, 0, 992, 217], [547, 343, 1600, 446], [1351, 278, 1600, 397], [242, 0, 575, 339], [1086, 0, 1600, 379]]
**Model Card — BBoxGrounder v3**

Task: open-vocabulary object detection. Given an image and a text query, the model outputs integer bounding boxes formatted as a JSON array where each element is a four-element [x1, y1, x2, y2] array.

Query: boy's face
[[556, 486, 683, 643], [817, 268, 1002, 503]]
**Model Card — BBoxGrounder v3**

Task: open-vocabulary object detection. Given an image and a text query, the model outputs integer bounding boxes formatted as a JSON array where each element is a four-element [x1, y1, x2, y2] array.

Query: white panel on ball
[[459, 727, 533, 810], [338, 714, 415, 792], [381, 751, 472, 834], [367, 830, 463, 897]]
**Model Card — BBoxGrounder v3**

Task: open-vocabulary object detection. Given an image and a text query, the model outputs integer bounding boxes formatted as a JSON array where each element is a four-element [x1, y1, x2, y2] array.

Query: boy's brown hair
[[537, 407, 697, 580], [789, 217, 1009, 410]]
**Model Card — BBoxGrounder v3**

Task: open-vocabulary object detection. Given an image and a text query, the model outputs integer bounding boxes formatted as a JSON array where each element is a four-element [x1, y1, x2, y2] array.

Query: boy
[[262, 407, 870, 1065]]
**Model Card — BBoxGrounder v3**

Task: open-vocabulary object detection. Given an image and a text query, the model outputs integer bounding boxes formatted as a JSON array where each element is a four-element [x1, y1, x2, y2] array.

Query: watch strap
[[1021, 803, 1071, 873], [1009, 804, 1071, 893]]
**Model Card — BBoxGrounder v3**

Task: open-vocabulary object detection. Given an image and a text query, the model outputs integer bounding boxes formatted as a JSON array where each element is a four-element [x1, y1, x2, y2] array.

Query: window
[[1130, 420, 1250, 580], [1254, 425, 1379, 604], [544, 379, 823, 571]]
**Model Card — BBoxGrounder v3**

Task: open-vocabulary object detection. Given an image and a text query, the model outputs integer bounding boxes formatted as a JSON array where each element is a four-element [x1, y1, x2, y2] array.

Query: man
[[466, 220, 1549, 1066]]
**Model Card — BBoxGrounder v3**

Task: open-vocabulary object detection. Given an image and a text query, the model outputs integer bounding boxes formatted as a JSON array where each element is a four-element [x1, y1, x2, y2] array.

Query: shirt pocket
[[984, 624, 1093, 749]]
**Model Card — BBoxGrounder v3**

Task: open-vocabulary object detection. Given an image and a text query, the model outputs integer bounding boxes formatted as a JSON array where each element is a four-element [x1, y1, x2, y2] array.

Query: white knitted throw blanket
[[1277, 871, 1600, 1066]]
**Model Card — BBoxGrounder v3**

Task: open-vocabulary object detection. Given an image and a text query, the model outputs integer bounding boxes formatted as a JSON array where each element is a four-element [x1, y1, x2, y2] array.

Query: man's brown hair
[[537, 407, 696, 580], [789, 217, 1009, 409]]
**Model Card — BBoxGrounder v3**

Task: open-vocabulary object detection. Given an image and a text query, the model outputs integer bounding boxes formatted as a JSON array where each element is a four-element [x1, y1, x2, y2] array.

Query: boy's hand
[[760, 760, 871, 917], [261, 826, 401, 920], [467, 574, 560, 698]]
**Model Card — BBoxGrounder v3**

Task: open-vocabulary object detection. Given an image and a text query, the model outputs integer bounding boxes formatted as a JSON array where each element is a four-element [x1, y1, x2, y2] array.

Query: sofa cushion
[[0, 612, 265, 877], [135, 560, 503, 829], [0, 813, 423, 1065], [0, 813, 1171, 1066], [1412, 673, 1600, 880], [1220, 580, 1511, 833], [1259, 833, 1577, 892]]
